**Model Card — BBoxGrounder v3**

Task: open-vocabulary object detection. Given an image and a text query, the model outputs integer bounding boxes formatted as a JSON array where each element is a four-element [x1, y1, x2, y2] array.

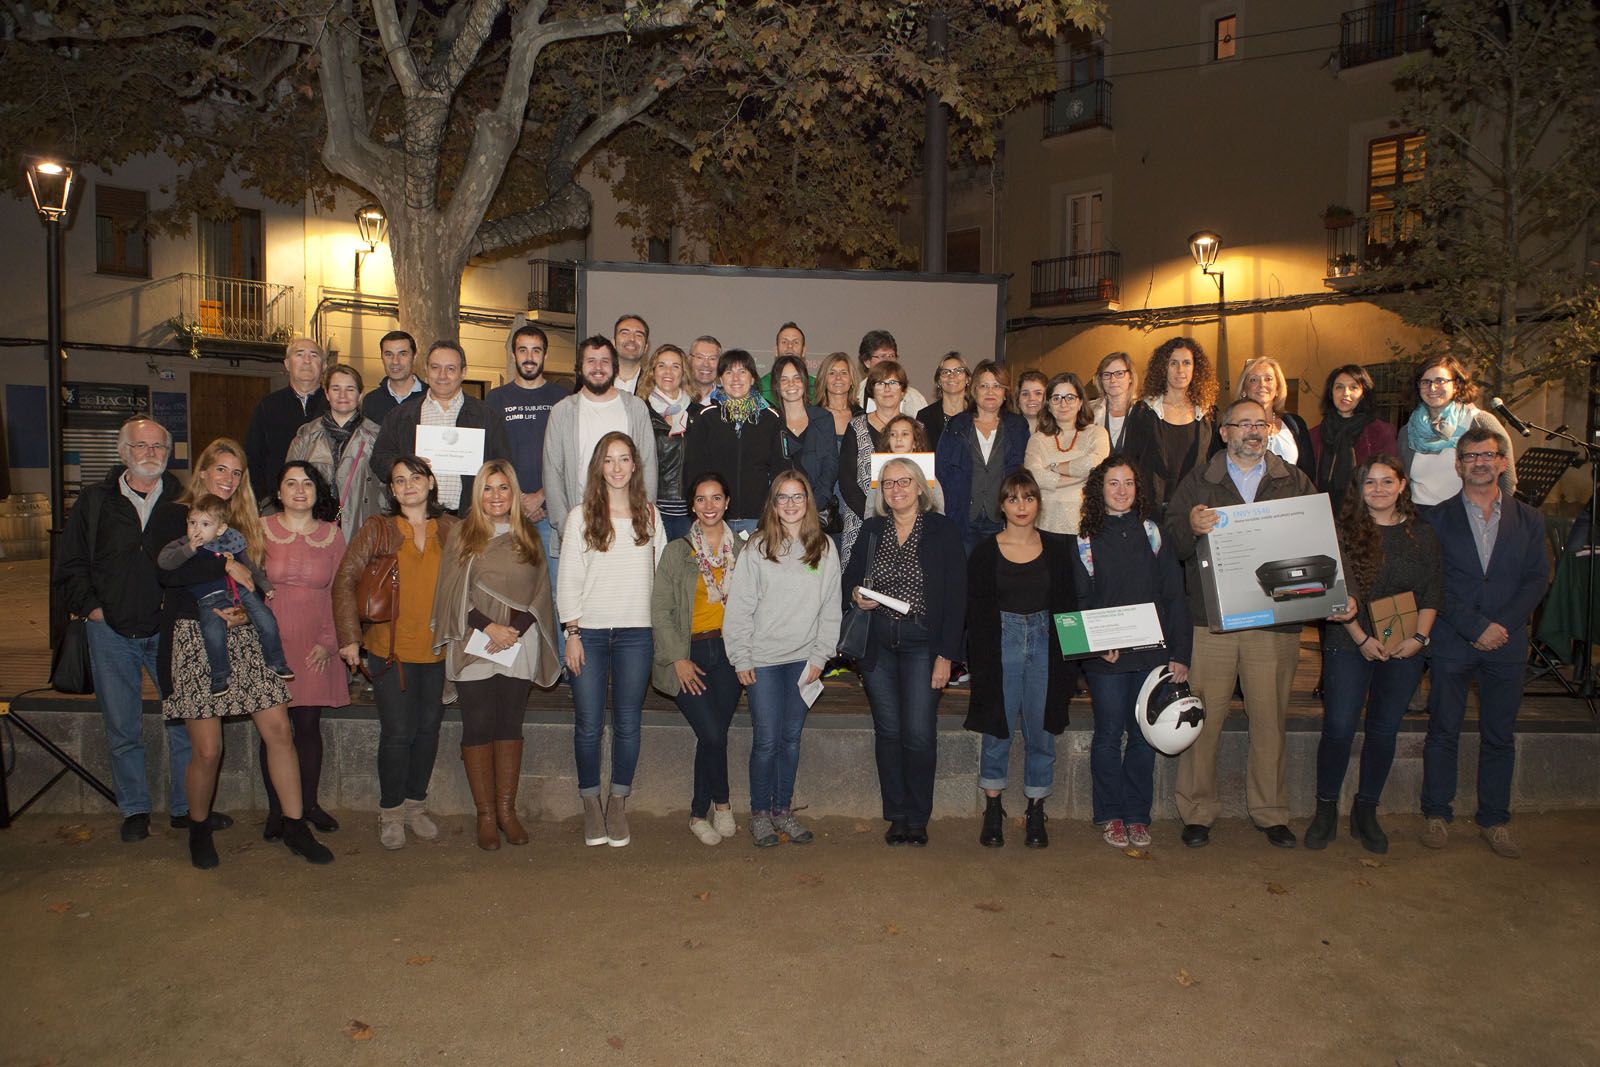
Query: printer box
[[1196, 493, 1346, 632]]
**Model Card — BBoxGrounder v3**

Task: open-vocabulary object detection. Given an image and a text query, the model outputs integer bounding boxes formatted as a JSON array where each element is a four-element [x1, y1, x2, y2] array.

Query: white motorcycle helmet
[[1137, 666, 1206, 757]]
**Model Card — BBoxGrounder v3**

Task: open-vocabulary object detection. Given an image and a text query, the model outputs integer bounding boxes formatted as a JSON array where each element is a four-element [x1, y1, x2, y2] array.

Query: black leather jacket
[[651, 406, 687, 503]]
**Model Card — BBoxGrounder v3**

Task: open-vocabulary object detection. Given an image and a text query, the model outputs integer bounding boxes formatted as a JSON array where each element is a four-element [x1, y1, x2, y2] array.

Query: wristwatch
[[1413, 632, 1430, 647]]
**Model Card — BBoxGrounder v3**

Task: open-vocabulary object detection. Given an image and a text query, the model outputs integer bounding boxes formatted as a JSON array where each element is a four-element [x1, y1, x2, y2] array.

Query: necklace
[[1053, 428, 1080, 454]]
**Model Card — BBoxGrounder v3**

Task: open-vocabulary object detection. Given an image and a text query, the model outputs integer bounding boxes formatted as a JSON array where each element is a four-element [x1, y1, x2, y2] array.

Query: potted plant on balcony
[[1322, 203, 1356, 230], [1331, 253, 1358, 278], [167, 314, 204, 360]]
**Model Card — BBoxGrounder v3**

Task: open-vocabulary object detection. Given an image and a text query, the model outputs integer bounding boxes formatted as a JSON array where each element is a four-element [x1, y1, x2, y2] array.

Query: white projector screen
[[577, 262, 1007, 395]]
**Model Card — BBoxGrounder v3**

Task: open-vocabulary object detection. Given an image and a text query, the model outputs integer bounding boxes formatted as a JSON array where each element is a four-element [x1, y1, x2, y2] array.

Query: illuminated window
[[1214, 15, 1238, 60], [1366, 132, 1426, 212]]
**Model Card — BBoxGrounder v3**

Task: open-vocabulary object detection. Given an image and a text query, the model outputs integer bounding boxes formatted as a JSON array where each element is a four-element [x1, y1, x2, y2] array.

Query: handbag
[[356, 552, 400, 624], [50, 486, 103, 694], [1369, 590, 1418, 655], [838, 605, 871, 659]]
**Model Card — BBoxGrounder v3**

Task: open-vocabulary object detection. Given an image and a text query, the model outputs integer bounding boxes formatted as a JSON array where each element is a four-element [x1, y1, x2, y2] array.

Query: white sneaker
[[710, 806, 736, 838], [379, 808, 406, 850], [689, 817, 722, 845]]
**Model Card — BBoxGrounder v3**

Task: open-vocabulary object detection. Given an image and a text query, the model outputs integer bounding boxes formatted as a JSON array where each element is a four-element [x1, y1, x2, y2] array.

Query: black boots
[[189, 818, 219, 870], [282, 817, 335, 864], [1024, 798, 1049, 849], [979, 794, 1006, 847], [1304, 798, 1338, 850], [1350, 799, 1389, 854]]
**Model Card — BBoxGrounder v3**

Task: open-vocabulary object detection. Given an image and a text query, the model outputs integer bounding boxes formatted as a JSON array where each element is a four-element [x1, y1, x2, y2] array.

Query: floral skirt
[[161, 618, 292, 721]]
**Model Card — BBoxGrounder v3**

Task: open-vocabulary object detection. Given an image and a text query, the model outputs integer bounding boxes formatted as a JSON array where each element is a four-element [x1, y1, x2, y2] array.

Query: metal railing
[[1339, 0, 1430, 68], [178, 272, 298, 344], [1324, 209, 1421, 279], [527, 258, 577, 314], [1030, 251, 1121, 306], [1043, 80, 1112, 137]]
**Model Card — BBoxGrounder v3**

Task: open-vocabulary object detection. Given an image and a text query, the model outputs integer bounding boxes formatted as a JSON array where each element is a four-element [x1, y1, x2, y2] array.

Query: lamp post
[[354, 202, 388, 289], [25, 157, 74, 547], [1187, 229, 1228, 390]]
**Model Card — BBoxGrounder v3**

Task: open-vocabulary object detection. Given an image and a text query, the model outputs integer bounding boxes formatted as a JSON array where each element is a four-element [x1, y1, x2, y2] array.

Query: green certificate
[[1053, 603, 1165, 659]]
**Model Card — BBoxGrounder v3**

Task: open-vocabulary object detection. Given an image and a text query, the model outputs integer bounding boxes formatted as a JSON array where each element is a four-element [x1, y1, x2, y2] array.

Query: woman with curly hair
[[557, 432, 667, 848], [1308, 455, 1442, 854], [1124, 338, 1218, 517], [1399, 354, 1514, 509]]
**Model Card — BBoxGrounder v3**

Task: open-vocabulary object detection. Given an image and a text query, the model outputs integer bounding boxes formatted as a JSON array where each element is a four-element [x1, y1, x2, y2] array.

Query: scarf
[[711, 386, 768, 434], [1315, 410, 1375, 508], [688, 520, 736, 603], [320, 411, 357, 466], [650, 388, 689, 435], [1406, 401, 1472, 455]]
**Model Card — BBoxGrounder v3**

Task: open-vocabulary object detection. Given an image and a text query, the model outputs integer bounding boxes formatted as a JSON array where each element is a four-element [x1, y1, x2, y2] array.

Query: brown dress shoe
[[462, 744, 500, 851], [493, 739, 530, 845]]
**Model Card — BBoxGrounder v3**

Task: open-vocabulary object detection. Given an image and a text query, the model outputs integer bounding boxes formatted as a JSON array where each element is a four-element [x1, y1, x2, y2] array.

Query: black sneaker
[[120, 813, 151, 842]]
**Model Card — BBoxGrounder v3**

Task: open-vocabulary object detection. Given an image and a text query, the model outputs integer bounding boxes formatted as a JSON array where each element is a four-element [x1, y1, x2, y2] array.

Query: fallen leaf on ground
[[1049, 952, 1068, 959], [1011, 816, 1025, 828], [854, 822, 872, 833], [795, 873, 823, 887], [1123, 848, 1154, 861], [885, 923, 900, 935], [693, 890, 710, 902], [343, 1020, 375, 1041], [46, 901, 71, 914], [606, 1036, 625, 1050], [973, 900, 1004, 913], [1176, 969, 1198, 987], [1266, 882, 1288, 895], [56, 824, 92, 844], [405, 955, 433, 966], [682, 938, 701, 949], [1351, 878, 1372, 888], [1359, 857, 1384, 868]]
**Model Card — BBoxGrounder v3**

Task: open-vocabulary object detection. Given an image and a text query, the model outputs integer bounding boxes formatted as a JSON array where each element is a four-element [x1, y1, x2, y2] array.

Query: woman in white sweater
[[557, 431, 667, 848], [723, 470, 842, 847]]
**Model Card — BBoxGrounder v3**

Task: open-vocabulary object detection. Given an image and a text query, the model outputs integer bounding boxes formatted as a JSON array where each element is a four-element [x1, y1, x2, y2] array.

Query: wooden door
[[188, 372, 272, 471]]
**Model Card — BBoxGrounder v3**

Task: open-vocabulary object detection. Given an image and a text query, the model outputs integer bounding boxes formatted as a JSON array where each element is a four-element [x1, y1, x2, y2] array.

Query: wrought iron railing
[[1030, 251, 1121, 306], [528, 258, 577, 314], [1043, 80, 1112, 137], [177, 272, 298, 344], [1325, 209, 1421, 279], [1339, 0, 1430, 68]]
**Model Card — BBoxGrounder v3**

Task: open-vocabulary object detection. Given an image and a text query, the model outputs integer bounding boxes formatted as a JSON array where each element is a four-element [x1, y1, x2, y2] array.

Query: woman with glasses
[[1309, 364, 1399, 513], [1124, 338, 1219, 517], [1235, 356, 1317, 480], [840, 360, 915, 565], [1089, 352, 1138, 452], [1013, 371, 1048, 436], [934, 361, 1031, 554], [1399, 355, 1514, 509], [1025, 371, 1109, 535], [918, 352, 972, 450], [723, 472, 842, 847]]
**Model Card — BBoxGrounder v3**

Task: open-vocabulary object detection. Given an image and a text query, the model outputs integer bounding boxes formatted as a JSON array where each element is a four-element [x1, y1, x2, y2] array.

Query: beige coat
[[1024, 424, 1111, 534]]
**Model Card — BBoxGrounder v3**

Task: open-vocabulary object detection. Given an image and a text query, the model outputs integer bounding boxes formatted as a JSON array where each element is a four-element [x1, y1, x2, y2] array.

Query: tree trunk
[[388, 209, 469, 346]]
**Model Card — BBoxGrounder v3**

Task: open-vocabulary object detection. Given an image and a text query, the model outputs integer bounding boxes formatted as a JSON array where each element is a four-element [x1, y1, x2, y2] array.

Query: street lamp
[[1187, 229, 1228, 389], [354, 202, 387, 289], [25, 156, 74, 543]]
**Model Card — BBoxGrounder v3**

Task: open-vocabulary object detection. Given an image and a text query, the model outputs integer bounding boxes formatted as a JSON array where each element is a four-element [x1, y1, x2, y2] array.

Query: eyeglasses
[[1460, 450, 1503, 463], [775, 493, 807, 504], [880, 476, 915, 490], [1224, 420, 1271, 432], [937, 367, 968, 378], [875, 380, 906, 390], [1099, 369, 1130, 380], [1049, 393, 1080, 403], [1420, 377, 1457, 390], [127, 442, 169, 454]]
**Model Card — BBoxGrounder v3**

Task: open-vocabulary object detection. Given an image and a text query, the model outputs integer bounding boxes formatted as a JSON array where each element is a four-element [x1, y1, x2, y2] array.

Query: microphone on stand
[[1490, 397, 1532, 438]]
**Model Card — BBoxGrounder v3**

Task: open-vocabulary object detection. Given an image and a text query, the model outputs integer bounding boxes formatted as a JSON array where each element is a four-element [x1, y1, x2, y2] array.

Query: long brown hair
[[453, 458, 543, 564], [183, 437, 265, 565], [581, 431, 654, 552], [755, 471, 828, 568], [1335, 455, 1419, 598], [1036, 371, 1093, 435]]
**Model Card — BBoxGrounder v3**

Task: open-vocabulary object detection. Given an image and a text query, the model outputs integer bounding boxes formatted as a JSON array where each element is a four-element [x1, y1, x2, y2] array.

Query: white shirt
[[976, 426, 998, 463], [1267, 422, 1299, 465], [1410, 449, 1461, 506], [617, 371, 641, 396], [556, 508, 667, 628], [575, 392, 629, 493]]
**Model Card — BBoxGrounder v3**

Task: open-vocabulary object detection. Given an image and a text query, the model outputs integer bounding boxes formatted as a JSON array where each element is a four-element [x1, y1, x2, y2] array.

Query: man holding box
[[1167, 398, 1335, 849]]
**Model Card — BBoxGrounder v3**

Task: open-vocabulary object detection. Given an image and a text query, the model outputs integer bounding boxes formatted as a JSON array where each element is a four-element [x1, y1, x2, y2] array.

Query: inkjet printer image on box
[[1195, 494, 1347, 632]]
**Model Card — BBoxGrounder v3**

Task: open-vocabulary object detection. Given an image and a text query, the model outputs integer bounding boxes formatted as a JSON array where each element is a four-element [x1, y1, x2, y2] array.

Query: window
[[1056, 27, 1104, 89], [1214, 15, 1238, 60], [199, 208, 263, 281], [1366, 132, 1426, 213], [945, 228, 981, 273], [95, 186, 149, 277], [1065, 191, 1103, 255]]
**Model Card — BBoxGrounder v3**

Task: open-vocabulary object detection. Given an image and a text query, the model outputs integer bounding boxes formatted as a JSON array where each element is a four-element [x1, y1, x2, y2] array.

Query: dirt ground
[[2, 809, 1597, 1066]]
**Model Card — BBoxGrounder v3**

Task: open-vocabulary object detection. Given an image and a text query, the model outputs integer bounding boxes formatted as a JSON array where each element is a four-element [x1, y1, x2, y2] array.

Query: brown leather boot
[[493, 739, 530, 846], [461, 744, 499, 851]]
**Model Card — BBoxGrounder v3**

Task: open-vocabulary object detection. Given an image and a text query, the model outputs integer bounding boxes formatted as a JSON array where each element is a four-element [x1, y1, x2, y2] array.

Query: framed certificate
[[415, 424, 486, 476], [1053, 603, 1165, 659]]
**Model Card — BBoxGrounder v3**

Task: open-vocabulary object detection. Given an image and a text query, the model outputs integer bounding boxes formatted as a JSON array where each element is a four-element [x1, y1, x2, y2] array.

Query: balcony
[[1324, 210, 1419, 284], [1043, 80, 1112, 137], [175, 273, 298, 345], [528, 258, 577, 315], [1030, 251, 1120, 307], [1339, 0, 1431, 69]]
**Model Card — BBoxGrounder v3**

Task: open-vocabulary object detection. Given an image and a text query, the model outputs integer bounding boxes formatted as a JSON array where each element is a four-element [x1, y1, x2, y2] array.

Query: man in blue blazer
[[1422, 426, 1549, 858]]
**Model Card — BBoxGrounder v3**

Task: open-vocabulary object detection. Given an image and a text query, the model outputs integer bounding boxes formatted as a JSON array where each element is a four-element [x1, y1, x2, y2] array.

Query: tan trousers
[[1174, 626, 1301, 828]]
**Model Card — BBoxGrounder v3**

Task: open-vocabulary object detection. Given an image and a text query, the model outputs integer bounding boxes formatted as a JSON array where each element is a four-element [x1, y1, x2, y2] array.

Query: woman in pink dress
[[260, 460, 350, 839]]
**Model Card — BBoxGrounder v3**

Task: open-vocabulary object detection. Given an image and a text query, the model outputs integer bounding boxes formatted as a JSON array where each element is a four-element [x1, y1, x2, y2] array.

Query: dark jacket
[[1123, 399, 1215, 516], [150, 496, 228, 695], [52, 467, 184, 638], [934, 410, 1030, 527], [361, 379, 424, 427], [244, 386, 327, 503], [1425, 490, 1549, 663], [1166, 450, 1318, 632], [1071, 511, 1192, 673], [917, 400, 969, 452], [841, 511, 967, 669], [369, 393, 512, 517], [649, 406, 688, 503], [682, 402, 785, 521], [962, 532, 1078, 738], [775, 405, 839, 506]]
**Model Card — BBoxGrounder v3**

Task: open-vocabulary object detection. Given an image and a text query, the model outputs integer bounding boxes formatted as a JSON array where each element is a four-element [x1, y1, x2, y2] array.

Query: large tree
[[1372, 0, 1600, 401], [2, 0, 1102, 343]]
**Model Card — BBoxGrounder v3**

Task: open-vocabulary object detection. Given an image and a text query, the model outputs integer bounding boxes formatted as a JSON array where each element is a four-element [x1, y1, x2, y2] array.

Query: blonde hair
[[813, 351, 860, 408], [453, 459, 544, 564], [183, 438, 265, 565], [638, 343, 686, 400], [1237, 356, 1289, 412]]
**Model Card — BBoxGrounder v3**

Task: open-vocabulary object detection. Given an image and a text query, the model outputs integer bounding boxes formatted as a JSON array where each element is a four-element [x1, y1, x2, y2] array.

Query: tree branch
[[371, 0, 424, 96]]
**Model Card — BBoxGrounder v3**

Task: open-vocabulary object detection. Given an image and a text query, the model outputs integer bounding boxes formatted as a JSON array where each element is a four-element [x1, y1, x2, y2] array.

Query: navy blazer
[[1424, 490, 1549, 662], [841, 511, 967, 666], [934, 410, 1029, 525]]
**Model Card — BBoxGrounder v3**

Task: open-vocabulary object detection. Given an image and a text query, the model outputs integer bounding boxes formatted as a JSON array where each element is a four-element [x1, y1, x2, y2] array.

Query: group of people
[[54, 314, 1547, 868]]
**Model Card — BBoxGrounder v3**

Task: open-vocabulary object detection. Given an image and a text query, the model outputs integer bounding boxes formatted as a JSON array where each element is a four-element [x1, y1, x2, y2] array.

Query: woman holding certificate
[[1308, 455, 1442, 854], [1072, 455, 1191, 850], [432, 459, 562, 850], [963, 470, 1079, 849]]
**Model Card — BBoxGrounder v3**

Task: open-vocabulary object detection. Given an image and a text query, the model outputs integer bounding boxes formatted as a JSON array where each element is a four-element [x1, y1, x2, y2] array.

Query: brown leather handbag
[[356, 551, 399, 624]]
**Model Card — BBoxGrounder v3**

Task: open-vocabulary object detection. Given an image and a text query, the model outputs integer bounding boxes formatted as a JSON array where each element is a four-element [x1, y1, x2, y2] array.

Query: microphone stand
[[1518, 415, 1600, 714]]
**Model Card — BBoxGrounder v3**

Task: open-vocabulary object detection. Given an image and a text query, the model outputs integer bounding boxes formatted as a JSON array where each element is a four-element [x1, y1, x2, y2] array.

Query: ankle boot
[[1350, 799, 1389, 855], [979, 794, 1005, 848], [461, 744, 499, 851], [282, 816, 334, 864], [492, 739, 529, 845], [189, 819, 219, 870], [605, 793, 630, 847], [582, 796, 607, 846], [1304, 798, 1338, 851], [262, 809, 284, 842], [1024, 797, 1049, 849]]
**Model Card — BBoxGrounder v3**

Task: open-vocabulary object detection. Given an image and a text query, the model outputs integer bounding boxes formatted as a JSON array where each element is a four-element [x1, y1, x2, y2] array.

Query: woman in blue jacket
[[934, 360, 1030, 554]]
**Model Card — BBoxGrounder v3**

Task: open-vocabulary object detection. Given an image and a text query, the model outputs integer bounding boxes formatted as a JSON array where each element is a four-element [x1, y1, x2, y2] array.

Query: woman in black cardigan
[[964, 470, 1079, 849]]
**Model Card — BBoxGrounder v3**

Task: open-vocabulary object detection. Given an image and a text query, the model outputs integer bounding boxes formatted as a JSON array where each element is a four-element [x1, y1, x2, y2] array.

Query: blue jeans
[[727, 518, 759, 538], [1317, 646, 1425, 804], [367, 656, 445, 809], [1423, 653, 1523, 827], [747, 660, 810, 813], [571, 627, 652, 796], [1086, 669, 1156, 825], [673, 637, 743, 818], [196, 587, 290, 688], [535, 516, 559, 591], [662, 511, 694, 542], [962, 515, 1005, 556], [861, 615, 943, 826], [84, 619, 192, 817], [978, 611, 1056, 798]]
